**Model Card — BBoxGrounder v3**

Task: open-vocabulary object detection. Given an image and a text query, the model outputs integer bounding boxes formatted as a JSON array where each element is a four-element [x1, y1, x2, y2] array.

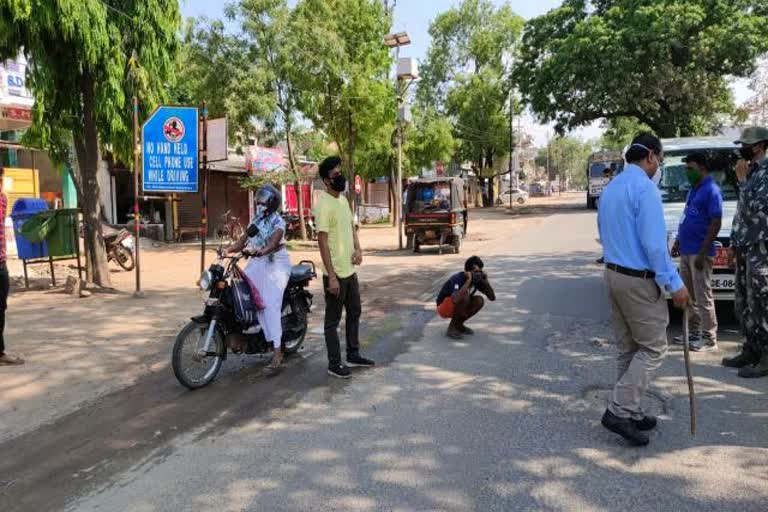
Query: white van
[[660, 137, 739, 301]]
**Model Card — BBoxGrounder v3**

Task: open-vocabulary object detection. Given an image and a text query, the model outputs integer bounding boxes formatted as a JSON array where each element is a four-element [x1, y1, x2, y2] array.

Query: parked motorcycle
[[80, 221, 136, 271], [283, 214, 317, 241], [171, 246, 316, 389], [103, 226, 135, 271]]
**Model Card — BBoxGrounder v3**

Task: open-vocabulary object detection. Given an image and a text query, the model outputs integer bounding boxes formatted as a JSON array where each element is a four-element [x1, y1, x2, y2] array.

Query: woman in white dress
[[228, 185, 292, 368]]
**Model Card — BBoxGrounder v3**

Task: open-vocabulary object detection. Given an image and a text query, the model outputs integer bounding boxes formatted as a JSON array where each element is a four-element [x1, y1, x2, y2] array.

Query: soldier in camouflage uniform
[[723, 127, 768, 378]]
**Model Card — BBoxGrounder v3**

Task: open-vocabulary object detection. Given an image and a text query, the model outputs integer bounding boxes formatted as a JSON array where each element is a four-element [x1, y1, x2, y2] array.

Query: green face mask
[[686, 167, 702, 186]]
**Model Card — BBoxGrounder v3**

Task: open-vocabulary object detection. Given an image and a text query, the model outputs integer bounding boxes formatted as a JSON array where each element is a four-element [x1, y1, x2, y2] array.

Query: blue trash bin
[[11, 198, 49, 260]]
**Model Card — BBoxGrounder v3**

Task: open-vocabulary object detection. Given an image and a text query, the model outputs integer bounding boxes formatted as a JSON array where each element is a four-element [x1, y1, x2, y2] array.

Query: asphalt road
[[6, 202, 768, 511]]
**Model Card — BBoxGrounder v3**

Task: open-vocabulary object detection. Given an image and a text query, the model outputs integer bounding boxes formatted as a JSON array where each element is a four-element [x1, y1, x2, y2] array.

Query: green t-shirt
[[314, 192, 355, 278]]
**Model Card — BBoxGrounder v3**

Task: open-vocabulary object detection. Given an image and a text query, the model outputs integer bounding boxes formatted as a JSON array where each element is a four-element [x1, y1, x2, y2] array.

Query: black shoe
[[601, 409, 650, 446], [630, 415, 657, 431], [722, 350, 759, 368], [446, 327, 464, 340], [328, 364, 351, 379], [347, 353, 375, 367], [457, 324, 475, 335], [737, 354, 768, 379]]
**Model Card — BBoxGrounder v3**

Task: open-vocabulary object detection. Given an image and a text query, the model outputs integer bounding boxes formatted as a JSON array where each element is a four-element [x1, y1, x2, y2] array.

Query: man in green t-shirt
[[314, 156, 375, 379]]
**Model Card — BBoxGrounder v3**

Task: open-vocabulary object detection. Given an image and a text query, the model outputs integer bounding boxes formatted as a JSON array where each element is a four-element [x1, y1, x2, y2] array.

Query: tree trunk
[[72, 71, 111, 287], [285, 127, 307, 240], [346, 112, 357, 209], [388, 155, 396, 226]]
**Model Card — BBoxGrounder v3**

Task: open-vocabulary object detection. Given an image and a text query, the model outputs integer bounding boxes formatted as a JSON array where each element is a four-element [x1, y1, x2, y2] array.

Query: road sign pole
[[133, 96, 143, 297], [200, 101, 209, 275]]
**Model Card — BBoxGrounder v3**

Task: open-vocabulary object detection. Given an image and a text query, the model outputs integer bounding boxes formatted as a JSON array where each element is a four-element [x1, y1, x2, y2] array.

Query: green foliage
[[537, 136, 595, 189], [515, 0, 768, 137], [417, 0, 524, 173], [240, 169, 293, 190], [170, 17, 259, 143], [0, 0, 180, 165], [406, 108, 457, 172], [290, 0, 393, 180], [600, 117, 650, 151]]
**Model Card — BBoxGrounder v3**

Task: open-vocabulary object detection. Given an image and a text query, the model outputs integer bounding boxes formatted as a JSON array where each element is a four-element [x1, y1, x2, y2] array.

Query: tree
[[417, 0, 524, 202], [600, 117, 650, 151], [515, 0, 768, 138], [228, 0, 316, 239], [536, 136, 595, 190], [290, 0, 393, 194], [0, 0, 180, 286], [171, 17, 257, 145], [742, 55, 768, 126]]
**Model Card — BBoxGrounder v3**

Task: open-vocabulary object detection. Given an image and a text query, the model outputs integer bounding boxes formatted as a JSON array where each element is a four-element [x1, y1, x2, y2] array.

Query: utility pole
[[384, 31, 412, 250], [508, 93, 514, 210]]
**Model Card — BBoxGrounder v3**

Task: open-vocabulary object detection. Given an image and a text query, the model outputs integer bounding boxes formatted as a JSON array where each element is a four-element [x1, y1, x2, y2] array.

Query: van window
[[659, 150, 739, 203]]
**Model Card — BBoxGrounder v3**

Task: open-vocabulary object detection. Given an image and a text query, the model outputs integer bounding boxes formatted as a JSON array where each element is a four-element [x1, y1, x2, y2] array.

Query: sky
[[180, 0, 753, 146]]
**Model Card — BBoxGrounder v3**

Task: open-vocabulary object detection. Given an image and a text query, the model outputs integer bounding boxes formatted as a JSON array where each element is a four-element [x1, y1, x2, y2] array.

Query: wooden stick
[[682, 308, 697, 436]]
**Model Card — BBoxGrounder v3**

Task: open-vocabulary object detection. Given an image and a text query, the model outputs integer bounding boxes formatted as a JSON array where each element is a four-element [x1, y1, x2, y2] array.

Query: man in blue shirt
[[671, 152, 722, 352], [598, 133, 689, 447]]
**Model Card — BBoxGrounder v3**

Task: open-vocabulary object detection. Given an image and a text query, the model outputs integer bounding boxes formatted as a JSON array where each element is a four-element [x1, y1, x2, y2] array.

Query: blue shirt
[[437, 272, 471, 305], [598, 164, 684, 293], [677, 176, 723, 256]]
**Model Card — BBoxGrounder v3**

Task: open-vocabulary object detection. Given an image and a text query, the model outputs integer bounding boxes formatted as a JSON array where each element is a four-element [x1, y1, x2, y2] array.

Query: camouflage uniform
[[730, 155, 768, 373]]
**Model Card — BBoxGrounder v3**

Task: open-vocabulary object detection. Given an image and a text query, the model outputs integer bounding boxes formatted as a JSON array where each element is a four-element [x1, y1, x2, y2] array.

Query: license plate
[[713, 247, 730, 268], [711, 275, 735, 290]]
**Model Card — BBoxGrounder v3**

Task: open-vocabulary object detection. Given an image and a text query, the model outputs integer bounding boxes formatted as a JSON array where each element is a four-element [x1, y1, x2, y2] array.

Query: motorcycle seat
[[289, 264, 313, 283]]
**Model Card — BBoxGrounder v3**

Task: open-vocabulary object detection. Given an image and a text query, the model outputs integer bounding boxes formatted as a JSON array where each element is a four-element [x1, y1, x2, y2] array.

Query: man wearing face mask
[[670, 152, 722, 352], [314, 156, 375, 379], [597, 133, 689, 446], [723, 127, 768, 378]]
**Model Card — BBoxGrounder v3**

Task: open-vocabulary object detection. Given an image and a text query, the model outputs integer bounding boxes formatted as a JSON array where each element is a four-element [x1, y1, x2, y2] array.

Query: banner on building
[[245, 146, 284, 174]]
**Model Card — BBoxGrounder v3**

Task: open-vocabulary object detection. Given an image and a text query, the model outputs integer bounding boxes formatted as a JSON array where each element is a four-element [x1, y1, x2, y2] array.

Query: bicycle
[[214, 210, 245, 246]]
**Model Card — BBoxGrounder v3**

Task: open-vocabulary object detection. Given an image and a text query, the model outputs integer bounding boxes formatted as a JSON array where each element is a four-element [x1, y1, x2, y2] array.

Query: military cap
[[734, 126, 768, 145]]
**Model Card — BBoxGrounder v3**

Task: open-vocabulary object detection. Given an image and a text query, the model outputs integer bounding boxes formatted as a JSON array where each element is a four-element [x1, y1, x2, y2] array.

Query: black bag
[[231, 267, 258, 325]]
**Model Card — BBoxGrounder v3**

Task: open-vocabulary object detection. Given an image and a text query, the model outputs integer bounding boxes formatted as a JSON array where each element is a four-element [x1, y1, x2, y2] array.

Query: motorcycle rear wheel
[[281, 303, 307, 354], [115, 245, 135, 271], [172, 321, 224, 389]]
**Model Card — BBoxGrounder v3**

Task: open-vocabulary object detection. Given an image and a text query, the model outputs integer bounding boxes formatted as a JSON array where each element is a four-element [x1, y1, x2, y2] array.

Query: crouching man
[[436, 256, 496, 339]]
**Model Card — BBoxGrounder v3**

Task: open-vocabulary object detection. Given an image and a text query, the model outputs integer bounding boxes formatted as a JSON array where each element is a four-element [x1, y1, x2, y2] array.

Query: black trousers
[[0, 262, 8, 354], [323, 273, 361, 366]]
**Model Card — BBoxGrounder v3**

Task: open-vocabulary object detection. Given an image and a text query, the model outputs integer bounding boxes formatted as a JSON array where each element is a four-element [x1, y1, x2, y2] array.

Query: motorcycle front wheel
[[172, 321, 224, 389], [114, 245, 135, 271]]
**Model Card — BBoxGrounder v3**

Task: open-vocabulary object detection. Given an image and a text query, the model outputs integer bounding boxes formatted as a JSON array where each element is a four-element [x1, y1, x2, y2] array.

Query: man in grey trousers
[[598, 133, 689, 446]]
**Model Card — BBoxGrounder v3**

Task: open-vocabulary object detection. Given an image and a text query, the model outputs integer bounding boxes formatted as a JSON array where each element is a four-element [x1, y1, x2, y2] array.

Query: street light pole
[[508, 93, 514, 210], [384, 31, 412, 250]]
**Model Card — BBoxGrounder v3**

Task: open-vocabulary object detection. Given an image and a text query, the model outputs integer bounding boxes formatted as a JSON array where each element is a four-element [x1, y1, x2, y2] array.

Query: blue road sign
[[142, 106, 199, 193]]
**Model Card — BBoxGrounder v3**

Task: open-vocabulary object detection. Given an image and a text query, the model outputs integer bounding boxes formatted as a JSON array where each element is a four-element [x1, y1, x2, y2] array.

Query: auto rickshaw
[[404, 177, 467, 254]]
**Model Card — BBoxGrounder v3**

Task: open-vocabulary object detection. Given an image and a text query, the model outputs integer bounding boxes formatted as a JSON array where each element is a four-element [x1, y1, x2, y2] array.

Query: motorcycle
[[81, 221, 135, 271], [283, 214, 317, 241], [104, 226, 135, 271], [171, 246, 316, 389]]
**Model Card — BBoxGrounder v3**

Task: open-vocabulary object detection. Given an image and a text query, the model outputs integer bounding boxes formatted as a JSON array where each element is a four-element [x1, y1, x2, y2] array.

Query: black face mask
[[740, 146, 754, 161], [330, 175, 347, 192]]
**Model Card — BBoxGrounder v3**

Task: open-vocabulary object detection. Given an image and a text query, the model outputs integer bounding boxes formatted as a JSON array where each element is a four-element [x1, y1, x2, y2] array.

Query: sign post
[[200, 102, 209, 275], [133, 96, 143, 297], [142, 106, 199, 194]]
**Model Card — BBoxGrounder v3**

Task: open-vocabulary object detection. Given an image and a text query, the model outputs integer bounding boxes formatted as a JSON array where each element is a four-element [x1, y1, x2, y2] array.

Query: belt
[[606, 263, 655, 279]]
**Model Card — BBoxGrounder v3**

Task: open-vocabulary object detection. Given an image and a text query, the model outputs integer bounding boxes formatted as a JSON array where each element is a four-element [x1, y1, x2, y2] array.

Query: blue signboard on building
[[142, 106, 199, 193]]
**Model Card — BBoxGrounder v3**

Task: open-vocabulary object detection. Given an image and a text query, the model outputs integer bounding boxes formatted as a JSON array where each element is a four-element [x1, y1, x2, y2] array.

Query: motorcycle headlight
[[199, 270, 213, 291]]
